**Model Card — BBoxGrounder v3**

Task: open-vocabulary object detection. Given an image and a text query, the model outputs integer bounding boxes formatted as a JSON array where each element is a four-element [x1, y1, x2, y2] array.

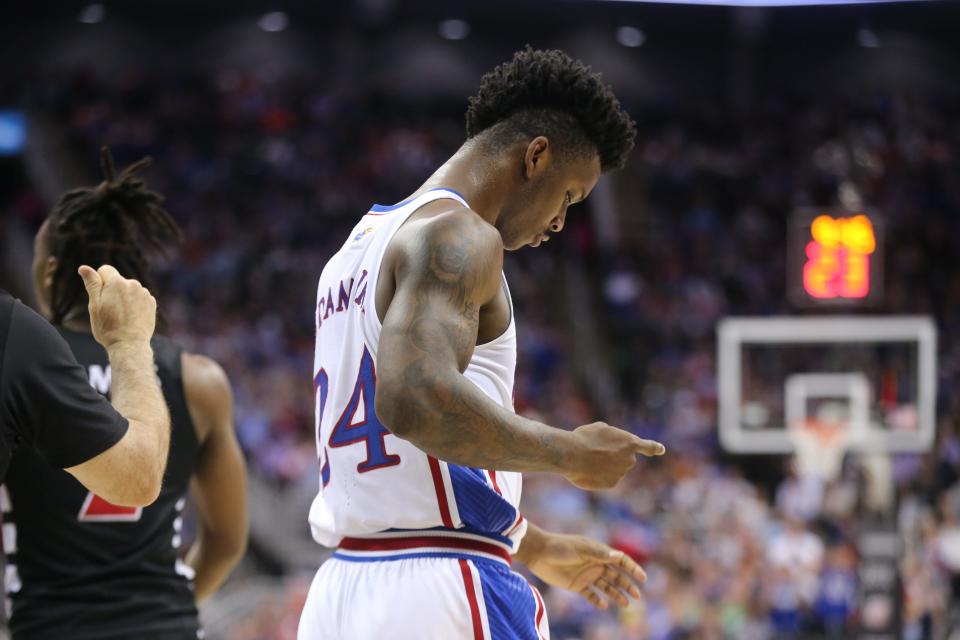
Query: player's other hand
[[79, 264, 157, 349], [526, 533, 647, 610], [564, 422, 665, 490]]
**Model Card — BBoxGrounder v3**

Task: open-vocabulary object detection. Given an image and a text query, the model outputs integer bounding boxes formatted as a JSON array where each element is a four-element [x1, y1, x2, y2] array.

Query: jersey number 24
[[315, 347, 401, 479]]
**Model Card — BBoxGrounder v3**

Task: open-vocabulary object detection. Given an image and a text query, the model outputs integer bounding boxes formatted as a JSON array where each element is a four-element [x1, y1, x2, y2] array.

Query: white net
[[787, 417, 852, 481]]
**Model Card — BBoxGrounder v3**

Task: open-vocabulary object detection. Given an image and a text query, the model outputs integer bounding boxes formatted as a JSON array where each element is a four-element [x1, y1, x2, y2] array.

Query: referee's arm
[[2, 267, 170, 506]]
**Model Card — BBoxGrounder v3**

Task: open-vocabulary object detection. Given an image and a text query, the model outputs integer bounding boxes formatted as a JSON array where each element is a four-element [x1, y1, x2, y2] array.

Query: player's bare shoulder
[[397, 204, 503, 304], [181, 352, 233, 445]]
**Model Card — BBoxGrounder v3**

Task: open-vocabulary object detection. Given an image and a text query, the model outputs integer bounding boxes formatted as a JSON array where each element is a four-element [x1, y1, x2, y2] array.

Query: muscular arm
[[182, 354, 248, 601], [374, 211, 575, 473]]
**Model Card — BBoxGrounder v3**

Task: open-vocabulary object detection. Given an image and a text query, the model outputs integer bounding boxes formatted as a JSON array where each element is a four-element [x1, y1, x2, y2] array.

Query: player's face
[[499, 139, 602, 251], [31, 219, 56, 318]]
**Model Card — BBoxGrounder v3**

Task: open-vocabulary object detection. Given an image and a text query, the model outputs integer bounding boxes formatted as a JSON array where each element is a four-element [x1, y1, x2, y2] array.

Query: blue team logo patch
[[353, 226, 375, 242]]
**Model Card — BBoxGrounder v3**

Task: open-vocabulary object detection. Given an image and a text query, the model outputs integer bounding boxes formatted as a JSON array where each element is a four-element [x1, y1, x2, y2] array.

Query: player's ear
[[44, 256, 57, 290], [523, 136, 552, 181]]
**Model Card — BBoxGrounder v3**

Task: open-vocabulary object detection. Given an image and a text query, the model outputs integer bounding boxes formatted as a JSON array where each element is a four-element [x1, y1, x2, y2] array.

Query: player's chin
[[504, 237, 529, 251], [528, 232, 550, 248]]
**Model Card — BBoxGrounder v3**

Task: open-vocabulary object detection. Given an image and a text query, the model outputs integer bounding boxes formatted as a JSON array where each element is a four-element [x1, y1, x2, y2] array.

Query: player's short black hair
[[465, 47, 637, 171], [46, 147, 182, 325]]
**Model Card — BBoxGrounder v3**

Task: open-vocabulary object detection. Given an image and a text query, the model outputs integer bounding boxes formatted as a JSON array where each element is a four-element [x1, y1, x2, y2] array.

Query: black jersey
[[0, 291, 128, 482], [3, 328, 202, 640]]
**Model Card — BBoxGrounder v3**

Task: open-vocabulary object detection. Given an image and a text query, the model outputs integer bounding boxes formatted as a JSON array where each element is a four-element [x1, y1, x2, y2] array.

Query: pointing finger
[[632, 436, 666, 457]]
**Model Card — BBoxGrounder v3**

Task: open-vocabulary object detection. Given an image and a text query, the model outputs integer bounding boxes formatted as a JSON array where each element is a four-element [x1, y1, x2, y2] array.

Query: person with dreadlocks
[[297, 48, 664, 639], [3, 149, 248, 640]]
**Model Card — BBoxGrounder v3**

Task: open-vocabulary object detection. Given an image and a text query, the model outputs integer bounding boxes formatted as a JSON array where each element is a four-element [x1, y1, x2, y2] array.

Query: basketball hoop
[[787, 418, 851, 481]]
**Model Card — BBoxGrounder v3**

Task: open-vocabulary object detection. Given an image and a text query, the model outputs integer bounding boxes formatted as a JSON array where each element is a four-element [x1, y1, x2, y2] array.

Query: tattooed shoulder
[[418, 210, 503, 299]]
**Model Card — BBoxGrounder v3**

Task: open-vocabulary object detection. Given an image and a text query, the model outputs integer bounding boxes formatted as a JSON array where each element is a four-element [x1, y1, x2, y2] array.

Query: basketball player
[[299, 48, 663, 639], [3, 150, 248, 639]]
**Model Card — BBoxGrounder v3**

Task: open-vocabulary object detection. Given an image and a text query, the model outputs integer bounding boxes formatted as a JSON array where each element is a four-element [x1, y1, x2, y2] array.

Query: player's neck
[[415, 141, 510, 227]]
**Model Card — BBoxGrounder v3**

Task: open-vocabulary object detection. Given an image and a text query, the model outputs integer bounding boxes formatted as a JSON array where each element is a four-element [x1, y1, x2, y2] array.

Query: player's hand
[[79, 264, 157, 349], [563, 422, 665, 490], [525, 532, 646, 610]]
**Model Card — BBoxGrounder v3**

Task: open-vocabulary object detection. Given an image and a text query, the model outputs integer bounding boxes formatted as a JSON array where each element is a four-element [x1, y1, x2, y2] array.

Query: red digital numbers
[[802, 214, 876, 299]]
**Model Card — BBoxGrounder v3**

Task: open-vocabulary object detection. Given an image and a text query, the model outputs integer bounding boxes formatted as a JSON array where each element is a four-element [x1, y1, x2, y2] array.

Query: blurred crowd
[[3, 70, 960, 638]]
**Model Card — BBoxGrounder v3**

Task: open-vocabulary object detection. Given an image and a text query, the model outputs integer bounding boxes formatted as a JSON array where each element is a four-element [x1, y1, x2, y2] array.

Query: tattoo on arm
[[377, 215, 571, 473]]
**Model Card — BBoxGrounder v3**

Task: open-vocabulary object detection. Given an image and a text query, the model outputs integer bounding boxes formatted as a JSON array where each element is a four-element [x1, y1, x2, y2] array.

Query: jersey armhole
[[365, 190, 470, 342]]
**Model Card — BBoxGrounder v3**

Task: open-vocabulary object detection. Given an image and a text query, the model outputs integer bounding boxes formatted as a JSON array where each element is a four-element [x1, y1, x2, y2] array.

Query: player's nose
[[550, 215, 564, 233]]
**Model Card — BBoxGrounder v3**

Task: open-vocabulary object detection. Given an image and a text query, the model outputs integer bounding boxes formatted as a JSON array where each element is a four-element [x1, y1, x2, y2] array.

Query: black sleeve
[[0, 301, 129, 468]]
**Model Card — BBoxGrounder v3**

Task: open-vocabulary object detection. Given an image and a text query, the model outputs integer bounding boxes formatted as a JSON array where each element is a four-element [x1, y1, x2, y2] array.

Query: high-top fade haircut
[[465, 46, 637, 171], [46, 147, 182, 325]]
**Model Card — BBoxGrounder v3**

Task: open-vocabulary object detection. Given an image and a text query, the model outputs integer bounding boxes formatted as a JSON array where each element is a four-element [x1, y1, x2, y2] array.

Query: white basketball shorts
[[297, 532, 549, 639]]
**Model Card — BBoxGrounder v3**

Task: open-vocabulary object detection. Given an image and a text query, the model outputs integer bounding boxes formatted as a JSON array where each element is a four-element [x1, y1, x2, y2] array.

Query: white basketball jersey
[[309, 189, 526, 558]]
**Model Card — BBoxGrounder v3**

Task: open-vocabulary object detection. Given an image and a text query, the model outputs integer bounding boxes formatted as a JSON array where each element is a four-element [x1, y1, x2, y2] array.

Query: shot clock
[[788, 209, 883, 307]]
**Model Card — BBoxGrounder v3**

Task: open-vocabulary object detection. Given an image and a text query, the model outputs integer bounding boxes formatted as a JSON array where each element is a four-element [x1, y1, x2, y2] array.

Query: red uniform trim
[[339, 534, 512, 564], [506, 514, 525, 536], [459, 559, 485, 640], [531, 584, 546, 639], [427, 455, 455, 527], [488, 470, 502, 495]]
